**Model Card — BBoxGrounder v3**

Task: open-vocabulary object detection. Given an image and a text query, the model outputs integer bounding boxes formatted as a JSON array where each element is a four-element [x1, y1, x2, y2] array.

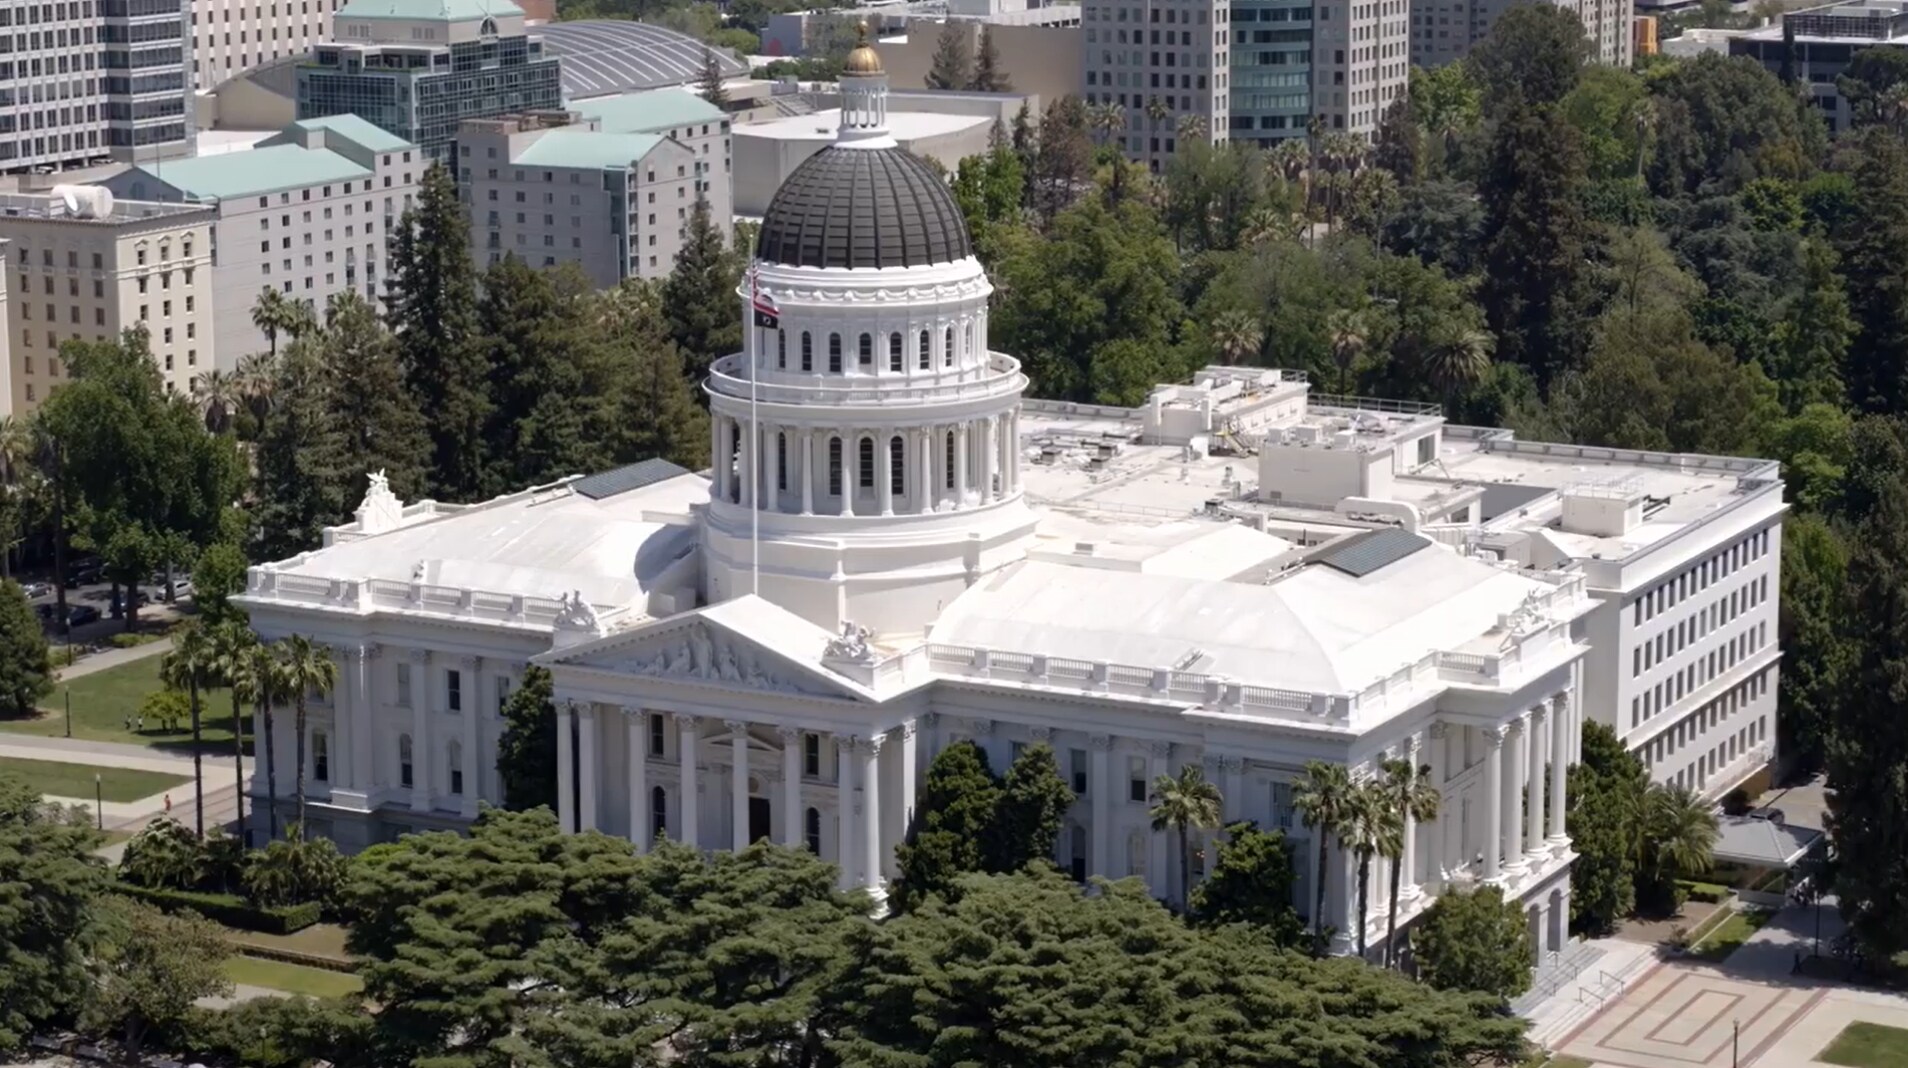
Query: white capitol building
[[235, 45, 1788, 958]]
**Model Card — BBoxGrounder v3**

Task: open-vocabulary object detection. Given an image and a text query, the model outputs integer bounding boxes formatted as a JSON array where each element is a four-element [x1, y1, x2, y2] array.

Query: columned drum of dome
[[697, 33, 1038, 637]]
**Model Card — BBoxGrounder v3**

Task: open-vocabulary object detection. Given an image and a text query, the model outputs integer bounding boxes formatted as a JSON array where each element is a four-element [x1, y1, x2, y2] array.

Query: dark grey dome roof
[[755, 146, 972, 270]]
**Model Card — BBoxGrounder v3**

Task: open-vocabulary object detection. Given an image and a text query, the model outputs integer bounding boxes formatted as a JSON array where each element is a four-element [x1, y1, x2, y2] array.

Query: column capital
[[674, 712, 701, 728], [919, 711, 939, 728], [898, 720, 919, 739], [724, 718, 749, 732], [456, 654, 480, 669], [774, 724, 802, 742], [407, 648, 432, 664], [1146, 739, 1173, 759], [854, 734, 885, 756], [968, 717, 995, 736], [1220, 755, 1245, 773], [1028, 725, 1052, 742], [1407, 732, 1424, 757], [1552, 692, 1569, 714], [1089, 733, 1113, 750], [1428, 721, 1448, 740], [1485, 724, 1508, 747], [622, 704, 644, 717]]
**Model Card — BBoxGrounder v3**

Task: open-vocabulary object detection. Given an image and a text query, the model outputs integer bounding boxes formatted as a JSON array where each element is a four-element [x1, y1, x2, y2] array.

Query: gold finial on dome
[[843, 20, 883, 75]]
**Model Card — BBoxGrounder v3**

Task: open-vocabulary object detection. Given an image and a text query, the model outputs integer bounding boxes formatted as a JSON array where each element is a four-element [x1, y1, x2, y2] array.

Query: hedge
[[112, 882, 321, 934], [1676, 879, 1732, 904]]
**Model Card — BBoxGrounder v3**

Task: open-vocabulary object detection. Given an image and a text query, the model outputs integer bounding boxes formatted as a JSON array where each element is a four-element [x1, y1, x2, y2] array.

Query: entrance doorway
[[749, 796, 772, 844]]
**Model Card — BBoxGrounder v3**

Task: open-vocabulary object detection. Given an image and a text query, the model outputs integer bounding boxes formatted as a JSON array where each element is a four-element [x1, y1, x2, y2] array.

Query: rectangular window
[[396, 663, 412, 708], [804, 732, 821, 777], [649, 712, 665, 757], [447, 669, 462, 712], [1070, 748, 1087, 793], [496, 675, 511, 714], [313, 732, 329, 782], [1128, 756, 1147, 802], [450, 762, 464, 796]]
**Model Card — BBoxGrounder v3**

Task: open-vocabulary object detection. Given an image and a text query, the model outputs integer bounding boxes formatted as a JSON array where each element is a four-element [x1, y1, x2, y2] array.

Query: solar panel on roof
[[1315, 528, 1431, 577], [570, 458, 691, 500]]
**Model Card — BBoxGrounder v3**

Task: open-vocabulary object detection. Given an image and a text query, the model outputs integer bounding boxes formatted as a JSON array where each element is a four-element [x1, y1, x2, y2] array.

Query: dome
[[843, 21, 883, 74], [755, 146, 973, 270]]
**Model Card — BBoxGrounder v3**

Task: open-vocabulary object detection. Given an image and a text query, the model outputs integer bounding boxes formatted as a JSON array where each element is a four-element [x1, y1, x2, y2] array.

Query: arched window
[[804, 806, 822, 853], [944, 431, 956, 490], [889, 436, 905, 495], [888, 332, 902, 372], [776, 432, 787, 491], [312, 730, 329, 783], [858, 332, 873, 367], [828, 333, 842, 373], [652, 786, 668, 842], [918, 328, 931, 370], [398, 734, 414, 789], [944, 325, 955, 367], [801, 331, 813, 372], [828, 437, 843, 495], [858, 435, 875, 488], [448, 740, 464, 796], [1069, 825, 1088, 881], [777, 329, 787, 370]]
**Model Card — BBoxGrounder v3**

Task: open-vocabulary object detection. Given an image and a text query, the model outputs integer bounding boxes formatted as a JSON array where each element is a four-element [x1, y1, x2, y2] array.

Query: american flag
[[750, 268, 779, 329]]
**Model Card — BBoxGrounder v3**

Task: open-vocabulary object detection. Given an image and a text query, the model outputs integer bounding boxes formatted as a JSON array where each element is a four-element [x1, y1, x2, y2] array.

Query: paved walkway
[[55, 635, 173, 681]]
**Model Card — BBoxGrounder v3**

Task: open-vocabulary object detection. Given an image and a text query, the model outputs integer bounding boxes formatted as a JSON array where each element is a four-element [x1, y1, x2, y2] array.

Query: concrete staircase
[[1516, 938, 1659, 1049], [1513, 940, 1605, 1018]]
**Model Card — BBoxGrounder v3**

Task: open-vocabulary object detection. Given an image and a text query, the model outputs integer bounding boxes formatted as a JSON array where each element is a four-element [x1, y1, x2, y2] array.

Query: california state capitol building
[[233, 43, 1788, 959]]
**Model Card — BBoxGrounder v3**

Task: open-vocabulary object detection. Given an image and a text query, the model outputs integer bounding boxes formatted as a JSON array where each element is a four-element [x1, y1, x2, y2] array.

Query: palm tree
[[189, 369, 240, 435], [251, 287, 297, 358], [1145, 95, 1171, 131], [209, 622, 260, 844], [1421, 327, 1494, 409], [1643, 782, 1719, 889], [159, 622, 218, 838], [247, 640, 286, 840], [234, 351, 278, 431], [1176, 113, 1208, 144], [1149, 764, 1224, 911], [1293, 760, 1357, 953], [1344, 779, 1398, 959], [1210, 310, 1264, 366], [1377, 756, 1441, 968], [1087, 100, 1126, 146], [0, 414, 31, 579], [275, 635, 338, 832], [1326, 307, 1371, 395], [1632, 97, 1659, 182]]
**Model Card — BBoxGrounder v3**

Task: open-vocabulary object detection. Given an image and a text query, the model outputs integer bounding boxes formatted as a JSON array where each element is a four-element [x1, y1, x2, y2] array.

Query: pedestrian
[[135, 714, 145, 733], [163, 793, 172, 814]]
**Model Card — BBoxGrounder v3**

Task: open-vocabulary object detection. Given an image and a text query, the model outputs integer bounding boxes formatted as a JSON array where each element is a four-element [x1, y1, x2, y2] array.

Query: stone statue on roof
[[824, 619, 875, 663], [554, 589, 603, 633]]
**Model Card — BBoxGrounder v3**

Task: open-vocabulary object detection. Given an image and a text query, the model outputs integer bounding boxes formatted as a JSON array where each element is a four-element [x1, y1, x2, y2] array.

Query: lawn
[[0, 756, 190, 802], [1689, 907, 1776, 963], [222, 955, 363, 999], [226, 923, 354, 963], [1819, 1021, 1908, 1068], [0, 657, 243, 751]]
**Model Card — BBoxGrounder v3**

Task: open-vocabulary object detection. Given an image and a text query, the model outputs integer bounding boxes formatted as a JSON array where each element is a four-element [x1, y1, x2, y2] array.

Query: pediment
[[540, 609, 864, 701]]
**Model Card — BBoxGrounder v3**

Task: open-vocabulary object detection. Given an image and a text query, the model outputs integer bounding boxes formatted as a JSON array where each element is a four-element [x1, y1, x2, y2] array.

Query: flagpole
[[749, 266, 761, 598]]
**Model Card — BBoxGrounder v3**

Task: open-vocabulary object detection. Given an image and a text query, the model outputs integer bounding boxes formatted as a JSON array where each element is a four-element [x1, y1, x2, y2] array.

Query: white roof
[[277, 473, 708, 607], [930, 545, 1550, 692], [1029, 514, 1293, 579]]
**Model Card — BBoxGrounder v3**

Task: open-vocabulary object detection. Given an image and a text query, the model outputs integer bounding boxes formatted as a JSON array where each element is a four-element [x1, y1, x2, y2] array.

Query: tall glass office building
[[1227, 0, 1311, 147], [298, 0, 561, 163]]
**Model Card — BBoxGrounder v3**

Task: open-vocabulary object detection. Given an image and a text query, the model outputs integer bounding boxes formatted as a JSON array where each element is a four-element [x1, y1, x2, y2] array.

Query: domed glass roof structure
[[754, 145, 972, 271]]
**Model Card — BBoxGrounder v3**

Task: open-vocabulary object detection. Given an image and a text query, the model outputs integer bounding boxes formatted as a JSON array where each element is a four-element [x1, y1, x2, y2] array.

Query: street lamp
[[63, 687, 70, 738], [93, 773, 102, 832]]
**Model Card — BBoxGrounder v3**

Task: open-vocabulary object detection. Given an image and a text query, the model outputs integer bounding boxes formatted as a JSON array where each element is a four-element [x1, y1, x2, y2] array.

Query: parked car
[[19, 581, 51, 599], [66, 605, 100, 626]]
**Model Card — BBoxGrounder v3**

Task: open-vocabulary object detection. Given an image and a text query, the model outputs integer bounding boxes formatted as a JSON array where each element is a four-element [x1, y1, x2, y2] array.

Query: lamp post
[[63, 688, 70, 738], [93, 773, 102, 832], [1733, 1018, 1740, 1068]]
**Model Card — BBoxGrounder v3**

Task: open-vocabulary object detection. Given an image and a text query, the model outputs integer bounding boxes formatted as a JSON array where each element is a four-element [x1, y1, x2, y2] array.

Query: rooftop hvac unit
[[52, 184, 112, 219]]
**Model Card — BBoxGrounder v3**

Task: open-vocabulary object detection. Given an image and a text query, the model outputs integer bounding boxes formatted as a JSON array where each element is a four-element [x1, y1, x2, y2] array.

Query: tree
[[0, 580, 50, 719], [1568, 720, 1645, 934], [1770, 238, 1854, 414], [661, 192, 742, 382], [119, 816, 205, 890], [1479, 100, 1592, 387], [160, 622, 217, 837], [1374, 95, 1424, 183], [495, 663, 558, 812], [1467, 3, 1589, 114], [1378, 756, 1440, 968], [1210, 309, 1264, 365], [1838, 46, 1908, 127], [1778, 516, 1851, 776], [1410, 884, 1534, 999], [189, 368, 240, 435], [208, 621, 258, 844], [319, 290, 431, 502], [924, 22, 970, 90], [251, 286, 302, 358], [250, 337, 349, 560], [386, 162, 488, 499], [892, 741, 1000, 911], [84, 898, 231, 1055], [190, 542, 249, 626], [1340, 779, 1397, 959], [275, 635, 336, 832], [698, 45, 729, 109], [243, 831, 349, 909], [1186, 821, 1305, 944], [0, 773, 107, 1051], [969, 26, 1010, 92], [1636, 782, 1719, 914], [1647, 53, 1821, 197], [1149, 763, 1223, 911], [1835, 127, 1908, 414], [246, 640, 287, 840], [1325, 305, 1373, 395], [594, 280, 710, 471], [1031, 95, 1092, 224], [1293, 760, 1356, 952], [990, 741, 1076, 874]]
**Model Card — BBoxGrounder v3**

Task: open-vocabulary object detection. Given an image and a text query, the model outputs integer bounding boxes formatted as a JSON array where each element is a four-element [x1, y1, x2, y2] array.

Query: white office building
[[234, 45, 1783, 959], [1410, 0, 1631, 72], [189, 0, 345, 91]]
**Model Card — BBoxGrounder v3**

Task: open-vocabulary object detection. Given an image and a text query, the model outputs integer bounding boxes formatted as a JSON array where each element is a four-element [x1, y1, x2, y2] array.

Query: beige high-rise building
[[1082, 0, 1231, 172], [1410, 0, 1631, 71], [0, 189, 214, 414], [1315, 0, 1411, 137], [191, 0, 348, 91]]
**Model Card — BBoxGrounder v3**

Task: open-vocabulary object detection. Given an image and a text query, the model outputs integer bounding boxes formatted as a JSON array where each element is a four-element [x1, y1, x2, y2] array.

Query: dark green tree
[[1769, 238, 1854, 414], [1568, 720, 1645, 934], [1187, 821, 1305, 945], [1778, 515, 1850, 776], [250, 338, 348, 560], [596, 281, 711, 470], [969, 26, 1010, 92], [1374, 95, 1424, 184], [0, 580, 50, 718], [320, 290, 430, 501], [495, 664, 558, 813], [1466, 3, 1588, 114], [1030, 95, 1092, 224], [1835, 46, 1908, 127], [190, 542, 250, 626], [386, 162, 488, 499], [698, 45, 730, 109], [1647, 53, 1822, 197], [1835, 127, 1908, 414], [1410, 884, 1534, 999], [478, 257, 596, 492], [891, 740, 1000, 911], [0, 774, 106, 1050], [990, 741, 1076, 873], [661, 193, 742, 383], [924, 22, 970, 90], [1478, 101, 1593, 387]]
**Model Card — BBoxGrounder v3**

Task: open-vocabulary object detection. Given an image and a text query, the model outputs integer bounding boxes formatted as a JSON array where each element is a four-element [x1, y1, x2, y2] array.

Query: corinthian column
[[1483, 725, 1505, 882]]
